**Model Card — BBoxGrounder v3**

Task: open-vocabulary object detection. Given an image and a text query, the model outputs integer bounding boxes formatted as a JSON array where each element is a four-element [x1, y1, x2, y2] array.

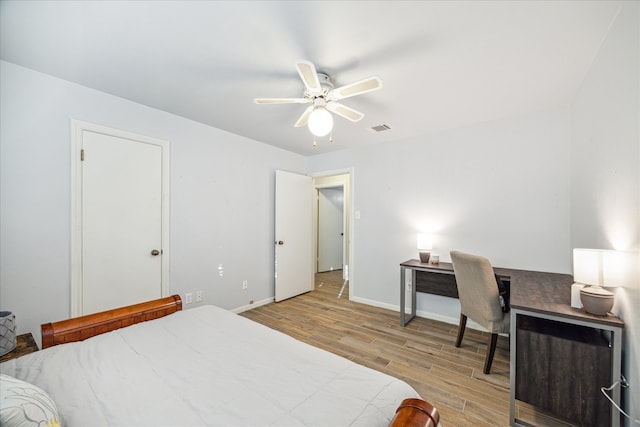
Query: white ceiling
[[0, 1, 623, 156]]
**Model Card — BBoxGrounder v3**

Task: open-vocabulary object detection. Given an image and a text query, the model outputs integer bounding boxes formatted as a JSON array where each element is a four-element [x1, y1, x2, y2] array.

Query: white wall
[[0, 60, 307, 345], [570, 2, 640, 424], [310, 106, 571, 320]]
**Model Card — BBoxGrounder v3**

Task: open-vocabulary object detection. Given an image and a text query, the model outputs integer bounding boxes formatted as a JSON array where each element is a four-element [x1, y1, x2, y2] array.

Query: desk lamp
[[417, 233, 432, 263], [572, 249, 630, 316]]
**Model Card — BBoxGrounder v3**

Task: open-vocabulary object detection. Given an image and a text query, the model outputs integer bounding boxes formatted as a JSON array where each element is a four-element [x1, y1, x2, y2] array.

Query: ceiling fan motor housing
[[314, 72, 334, 96]]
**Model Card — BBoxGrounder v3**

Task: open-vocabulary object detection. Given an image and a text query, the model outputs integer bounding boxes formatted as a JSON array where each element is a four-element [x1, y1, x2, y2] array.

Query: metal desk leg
[[401, 266, 417, 326], [400, 266, 406, 325], [611, 328, 622, 427], [411, 269, 417, 321], [509, 310, 518, 426]]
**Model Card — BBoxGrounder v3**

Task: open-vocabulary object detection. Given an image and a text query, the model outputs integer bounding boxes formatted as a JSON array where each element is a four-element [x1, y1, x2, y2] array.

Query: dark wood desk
[[508, 270, 623, 427], [399, 260, 455, 326], [399, 259, 513, 326], [399, 259, 624, 427]]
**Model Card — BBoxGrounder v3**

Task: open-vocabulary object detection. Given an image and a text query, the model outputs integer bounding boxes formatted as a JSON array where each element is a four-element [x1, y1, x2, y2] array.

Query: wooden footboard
[[389, 398, 440, 427], [41, 295, 182, 349]]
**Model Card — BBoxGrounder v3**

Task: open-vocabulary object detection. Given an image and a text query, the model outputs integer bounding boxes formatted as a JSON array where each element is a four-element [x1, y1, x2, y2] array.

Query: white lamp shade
[[602, 250, 636, 287], [416, 233, 433, 250], [573, 249, 603, 286], [573, 248, 635, 287], [308, 108, 333, 137]]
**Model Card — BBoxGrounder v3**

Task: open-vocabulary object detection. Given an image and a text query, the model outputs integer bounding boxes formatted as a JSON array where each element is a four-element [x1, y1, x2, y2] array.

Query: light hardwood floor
[[240, 270, 575, 427]]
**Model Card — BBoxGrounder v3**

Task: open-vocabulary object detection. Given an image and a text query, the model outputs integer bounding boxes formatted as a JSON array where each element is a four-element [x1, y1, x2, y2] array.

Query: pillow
[[0, 374, 61, 427]]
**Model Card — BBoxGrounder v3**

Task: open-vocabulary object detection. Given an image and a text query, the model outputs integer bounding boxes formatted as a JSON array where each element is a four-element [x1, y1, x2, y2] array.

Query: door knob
[[151, 249, 161, 256], [277, 241, 284, 245]]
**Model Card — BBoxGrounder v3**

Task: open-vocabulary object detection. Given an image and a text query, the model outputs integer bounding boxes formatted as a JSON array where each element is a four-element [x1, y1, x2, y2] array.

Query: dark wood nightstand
[[0, 333, 39, 362]]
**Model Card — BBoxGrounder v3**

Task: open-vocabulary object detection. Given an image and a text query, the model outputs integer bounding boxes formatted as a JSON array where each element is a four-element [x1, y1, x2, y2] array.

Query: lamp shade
[[573, 248, 634, 287], [416, 233, 432, 250], [573, 249, 603, 286], [308, 108, 333, 137], [601, 250, 636, 287]]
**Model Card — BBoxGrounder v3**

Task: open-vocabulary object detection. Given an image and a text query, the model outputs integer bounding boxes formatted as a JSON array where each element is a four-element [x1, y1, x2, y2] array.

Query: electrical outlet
[[185, 292, 193, 304], [195, 291, 203, 302], [242, 280, 248, 290]]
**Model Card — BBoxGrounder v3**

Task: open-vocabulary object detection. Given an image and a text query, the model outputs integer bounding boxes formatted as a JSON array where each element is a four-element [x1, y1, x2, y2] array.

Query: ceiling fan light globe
[[308, 108, 333, 137]]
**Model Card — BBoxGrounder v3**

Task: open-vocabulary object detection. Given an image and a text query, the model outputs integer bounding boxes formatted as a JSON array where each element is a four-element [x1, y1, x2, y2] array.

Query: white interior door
[[275, 170, 314, 302], [317, 187, 344, 272], [72, 121, 169, 316]]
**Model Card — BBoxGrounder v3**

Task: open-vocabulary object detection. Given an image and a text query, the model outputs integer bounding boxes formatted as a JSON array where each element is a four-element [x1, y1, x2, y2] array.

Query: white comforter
[[0, 305, 420, 426]]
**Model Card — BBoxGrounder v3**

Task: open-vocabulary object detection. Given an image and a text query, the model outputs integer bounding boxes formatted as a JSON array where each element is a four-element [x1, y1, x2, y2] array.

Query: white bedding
[[0, 305, 420, 426]]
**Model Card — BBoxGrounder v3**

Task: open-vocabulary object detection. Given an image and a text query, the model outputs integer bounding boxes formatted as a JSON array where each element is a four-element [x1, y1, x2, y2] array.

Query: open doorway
[[313, 171, 351, 298], [317, 187, 344, 272]]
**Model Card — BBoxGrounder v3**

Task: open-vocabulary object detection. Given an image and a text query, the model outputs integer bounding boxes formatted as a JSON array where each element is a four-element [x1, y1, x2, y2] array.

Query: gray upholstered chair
[[450, 250, 510, 374]]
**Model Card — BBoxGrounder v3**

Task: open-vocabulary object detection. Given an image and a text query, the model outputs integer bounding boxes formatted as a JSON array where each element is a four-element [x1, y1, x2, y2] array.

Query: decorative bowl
[[579, 286, 614, 316]]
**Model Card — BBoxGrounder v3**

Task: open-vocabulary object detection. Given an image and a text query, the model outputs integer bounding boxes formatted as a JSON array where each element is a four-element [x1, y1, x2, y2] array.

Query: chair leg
[[455, 314, 467, 347], [483, 333, 498, 374]]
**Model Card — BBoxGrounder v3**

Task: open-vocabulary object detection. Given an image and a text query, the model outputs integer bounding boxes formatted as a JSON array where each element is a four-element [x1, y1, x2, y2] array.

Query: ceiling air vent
[[371, 124, 391, 132]]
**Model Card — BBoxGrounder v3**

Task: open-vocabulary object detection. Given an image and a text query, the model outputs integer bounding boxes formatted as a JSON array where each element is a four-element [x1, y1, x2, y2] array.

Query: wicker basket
[[0, 311, 16, 356]]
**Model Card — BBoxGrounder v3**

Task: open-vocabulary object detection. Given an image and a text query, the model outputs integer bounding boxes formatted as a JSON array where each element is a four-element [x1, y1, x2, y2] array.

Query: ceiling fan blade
[[326, 102, 364, 122], [295, 60, 322, 94], [294, 105, 314, 127], [327, 76, 383, 101], [254, 98, 311, 104]]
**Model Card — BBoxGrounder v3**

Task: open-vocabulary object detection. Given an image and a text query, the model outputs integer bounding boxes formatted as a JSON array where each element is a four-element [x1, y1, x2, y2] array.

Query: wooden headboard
[[41, 295, 182, 349]]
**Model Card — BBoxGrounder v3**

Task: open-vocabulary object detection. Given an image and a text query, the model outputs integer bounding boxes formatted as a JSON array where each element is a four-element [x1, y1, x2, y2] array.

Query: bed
[[0, 295, 439, 427]]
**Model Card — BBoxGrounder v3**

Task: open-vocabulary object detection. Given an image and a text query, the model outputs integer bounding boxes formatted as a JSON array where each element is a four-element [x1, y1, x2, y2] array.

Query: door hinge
[[81, 149, 85, 161]]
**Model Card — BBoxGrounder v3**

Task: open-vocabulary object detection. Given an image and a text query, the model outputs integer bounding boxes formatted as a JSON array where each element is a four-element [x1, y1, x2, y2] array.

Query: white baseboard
[[231, 297, 274, 313], [350, 296, 489, 332], [350, 295, 398, 312]]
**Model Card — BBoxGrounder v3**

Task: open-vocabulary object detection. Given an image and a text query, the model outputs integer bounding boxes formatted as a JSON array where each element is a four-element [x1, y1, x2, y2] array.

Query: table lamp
[[572, 249, 631, 316], [417, 233, 432, 263]]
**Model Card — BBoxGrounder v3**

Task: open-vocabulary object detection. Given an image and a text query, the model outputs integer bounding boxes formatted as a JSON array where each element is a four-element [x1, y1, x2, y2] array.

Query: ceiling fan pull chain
[[313, 136, 317, 147], [329, 132, 333, 143]]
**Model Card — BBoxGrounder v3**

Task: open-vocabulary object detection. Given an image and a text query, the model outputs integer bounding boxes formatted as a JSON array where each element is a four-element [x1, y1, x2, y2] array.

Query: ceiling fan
[[254, 60, 383, 141]]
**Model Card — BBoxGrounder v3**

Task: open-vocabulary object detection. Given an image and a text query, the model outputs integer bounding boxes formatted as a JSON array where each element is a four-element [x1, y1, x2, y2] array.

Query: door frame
[[70, 119, 171, 316], [311, 168, 354, 297]]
